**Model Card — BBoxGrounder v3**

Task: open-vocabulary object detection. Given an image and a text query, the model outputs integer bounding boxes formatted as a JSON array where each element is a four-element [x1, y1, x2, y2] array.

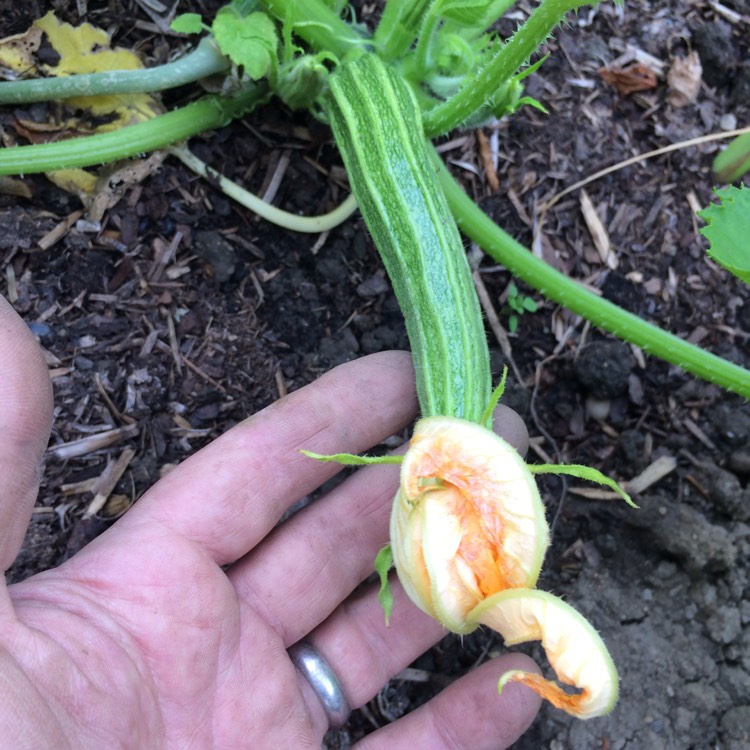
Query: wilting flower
[[390, 416, 619, 719]]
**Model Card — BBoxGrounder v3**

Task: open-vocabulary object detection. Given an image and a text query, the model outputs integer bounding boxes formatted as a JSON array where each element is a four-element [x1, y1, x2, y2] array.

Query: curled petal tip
[[498, 669, 616, 720], [473, 589, 619, 719]]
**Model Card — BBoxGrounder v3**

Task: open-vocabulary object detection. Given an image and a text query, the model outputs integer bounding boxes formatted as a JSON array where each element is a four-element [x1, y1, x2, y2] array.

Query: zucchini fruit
[[325, 54, 490, 421]]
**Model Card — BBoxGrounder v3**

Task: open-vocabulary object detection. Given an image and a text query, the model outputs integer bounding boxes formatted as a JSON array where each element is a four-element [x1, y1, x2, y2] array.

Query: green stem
[[259, 0, 370, 59], [413, 11, 442, 78], [422, 0, 588, 137], [0, 38, 230, 104], [373, 0, 432, 61], [433, 148, 750, 399], [170, 145, 358, 233], [0, 85, 267, 174]]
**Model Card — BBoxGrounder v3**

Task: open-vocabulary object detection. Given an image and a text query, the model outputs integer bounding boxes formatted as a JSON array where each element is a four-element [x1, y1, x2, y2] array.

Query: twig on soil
[[83, 447, 136, 519], [48, 424, 140, 460], [568, 454, 676, 499], [181, 353, 225, 391], [537, 126, 750, 234], [470, 253, 524, 387], [708, 0, 750, 24]]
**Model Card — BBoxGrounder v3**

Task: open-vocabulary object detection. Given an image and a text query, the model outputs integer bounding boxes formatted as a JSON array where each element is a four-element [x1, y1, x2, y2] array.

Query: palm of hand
[[1, 296, 539, 749]]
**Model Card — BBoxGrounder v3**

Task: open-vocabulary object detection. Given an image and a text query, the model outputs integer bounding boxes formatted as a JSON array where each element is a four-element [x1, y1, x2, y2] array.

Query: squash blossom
[[390, 416, 619, 719]]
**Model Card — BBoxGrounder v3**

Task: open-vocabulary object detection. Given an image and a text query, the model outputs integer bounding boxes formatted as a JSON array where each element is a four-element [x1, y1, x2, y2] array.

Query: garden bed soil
[[2, 1, 750, 748]]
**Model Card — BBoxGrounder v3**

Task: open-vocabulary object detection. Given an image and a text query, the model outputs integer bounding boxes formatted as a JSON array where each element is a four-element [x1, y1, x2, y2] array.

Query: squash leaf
[[211, 8, 278, 80], [171, 13, 205, 35], [698, 185, 750, 286]]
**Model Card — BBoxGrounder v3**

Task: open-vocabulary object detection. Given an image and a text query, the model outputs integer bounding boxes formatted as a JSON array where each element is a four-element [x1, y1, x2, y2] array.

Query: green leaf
[[529, 463, 637, 508], [481, 365, 509, 429], [434, 0, 515, 28], [511, 95, 548, 115], [299, 450, 404, 465], [698, 185, 750, 285], [212, 9, 278, 80], [321, 0, 349, 12], [374, 544, 394, 625], [171, 13, 204, 34], [713, 132, 750, 183]]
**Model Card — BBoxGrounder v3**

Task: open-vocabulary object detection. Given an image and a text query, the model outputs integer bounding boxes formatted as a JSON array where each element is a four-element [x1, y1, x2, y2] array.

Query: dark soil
[[2, 2, 750, 748]]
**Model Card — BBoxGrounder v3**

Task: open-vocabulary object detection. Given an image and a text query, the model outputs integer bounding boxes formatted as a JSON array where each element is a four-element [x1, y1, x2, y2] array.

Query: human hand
[[0, 294, 540, 749]]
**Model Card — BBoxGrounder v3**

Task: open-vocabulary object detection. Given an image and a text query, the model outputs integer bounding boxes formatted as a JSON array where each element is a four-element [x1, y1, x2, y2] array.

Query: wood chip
[[48, 424, 139, 460], [683, 416, 718, 451], [275, 367, 288, 399], [626, 455, 677, 494], [83, 447, 136, 519], [261, 149, 291, 204], [580, 189, 617, 269], [568, 455, 675, 500], [476, 128, 500, 192], [37, 210, 83, 251]]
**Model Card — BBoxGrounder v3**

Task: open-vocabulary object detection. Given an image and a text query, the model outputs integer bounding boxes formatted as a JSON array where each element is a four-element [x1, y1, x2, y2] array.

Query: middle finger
[[229, 404, 529, 645], [228, 457, 401, 643]]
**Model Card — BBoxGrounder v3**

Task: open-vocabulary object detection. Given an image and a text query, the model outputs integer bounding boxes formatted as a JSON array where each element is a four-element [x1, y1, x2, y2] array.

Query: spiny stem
[[373, 0, 432, 61], [0, 85, 266, 174], [422, 0, 588, 137], [432, 147, 750, 400], [260, 0, 371, 59], [170, 145, 358, 233], [0, 38, 230, 104]]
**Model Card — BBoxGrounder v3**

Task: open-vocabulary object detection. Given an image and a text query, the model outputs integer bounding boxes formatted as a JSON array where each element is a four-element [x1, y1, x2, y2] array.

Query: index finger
[[120, 351, 418, 564]]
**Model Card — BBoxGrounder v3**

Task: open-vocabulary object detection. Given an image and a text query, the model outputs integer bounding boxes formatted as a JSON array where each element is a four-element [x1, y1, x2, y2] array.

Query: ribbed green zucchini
[[325, 54, 490, 421]]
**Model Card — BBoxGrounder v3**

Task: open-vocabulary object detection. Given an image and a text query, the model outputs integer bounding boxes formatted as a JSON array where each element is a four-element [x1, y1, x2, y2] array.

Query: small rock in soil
[[700, 462, 750, 520], [193, 230, 237, 283], [573, 340, 634, 399], [689, 21, 735, 88], [618, 428, 648, 471], [720, 706, 750, 749], [627, 495, 737, 574], [356, 273, 389, 298], [709, 403, 750, 448], [728, 448, 750, 477], [705, 605, 743, 644]]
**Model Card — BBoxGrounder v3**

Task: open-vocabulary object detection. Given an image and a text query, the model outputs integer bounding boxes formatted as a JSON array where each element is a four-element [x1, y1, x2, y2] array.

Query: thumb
[[0, 295, 53, 571], [492, 403, 530, 457]]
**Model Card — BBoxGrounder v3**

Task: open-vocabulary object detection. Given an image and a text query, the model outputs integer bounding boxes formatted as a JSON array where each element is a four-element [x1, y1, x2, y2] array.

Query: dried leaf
[[667, 52, 702, 107], [598, 63, 658, 96], [0, 25, 43, 77], [46, 168, 98, 198]]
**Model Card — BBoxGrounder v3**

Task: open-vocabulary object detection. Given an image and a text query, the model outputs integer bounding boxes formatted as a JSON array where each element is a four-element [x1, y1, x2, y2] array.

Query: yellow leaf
[[34, 12, 142, 76], [46, 168, 99, 197], [31, 12, 162, 129], [0, 25, 43, 77]]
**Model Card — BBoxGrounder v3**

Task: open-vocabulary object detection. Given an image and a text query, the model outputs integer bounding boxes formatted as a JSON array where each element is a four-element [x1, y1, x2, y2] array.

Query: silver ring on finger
[[288, 641, 351, 727]]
